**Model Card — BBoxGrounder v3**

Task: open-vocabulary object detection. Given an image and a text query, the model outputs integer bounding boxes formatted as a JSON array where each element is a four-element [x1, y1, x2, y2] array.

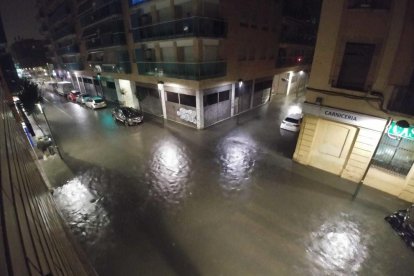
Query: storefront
[[294, 103, 414, 201]]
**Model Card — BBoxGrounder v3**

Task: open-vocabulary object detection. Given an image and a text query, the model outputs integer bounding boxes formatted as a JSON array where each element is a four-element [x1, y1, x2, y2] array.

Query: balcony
[[51, 26, 76, 41], [63, 62, 84, 71], [57, 44, 80, 55], [88, 61, 131, 74], [132, 16, 227, 42], [279, 32, 315, 46], [136, 61, 226, 80], [78, 0, 115, 16], [276, 56, 312, 68], [48, 4, 71, 23], [85, 33, 126, 50], [80, 1, 122, 28], [388, 86, 414, 116]]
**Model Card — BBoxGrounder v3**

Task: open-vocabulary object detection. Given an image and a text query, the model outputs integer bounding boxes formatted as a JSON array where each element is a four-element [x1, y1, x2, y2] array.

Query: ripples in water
[[53, 177, 109, 246], [217, 134, 257, 198], [145, 140, 191, 207], [306, 213, 368, 275]]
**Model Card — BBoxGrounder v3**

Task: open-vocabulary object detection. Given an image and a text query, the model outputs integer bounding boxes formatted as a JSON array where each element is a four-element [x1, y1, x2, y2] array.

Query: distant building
[[36, 0, 319, 128], [10, 39, 48, 68], [293, 0, 414, 201], [0, 15, 19, 92]]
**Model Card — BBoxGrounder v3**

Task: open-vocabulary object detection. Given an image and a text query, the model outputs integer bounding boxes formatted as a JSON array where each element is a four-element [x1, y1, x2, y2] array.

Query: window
[[219, 90, 230, 102], [372, 134, 414, 176], [204, 93, 218, 106], [348, 0, 391, 9], [83, 78, 93, 84], [166, 92, 179, 103], [180, 94, 196, 107], [337, 43, 375, 91], [107, 81, 116, 89]]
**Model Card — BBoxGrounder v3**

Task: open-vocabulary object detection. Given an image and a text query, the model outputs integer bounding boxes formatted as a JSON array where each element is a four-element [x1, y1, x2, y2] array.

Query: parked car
[[280, 113, 303, 132], [112, 106, 144, 126], [76, 94, 92, 105], [85, 96, 107, 109], [67, 90, 81, 102], [56, 81, 73, 97]]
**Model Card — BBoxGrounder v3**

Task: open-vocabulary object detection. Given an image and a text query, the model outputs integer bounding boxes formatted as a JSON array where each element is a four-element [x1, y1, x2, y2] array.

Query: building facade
[[36, 0, 316, 128], [293, 0, 414, 201]]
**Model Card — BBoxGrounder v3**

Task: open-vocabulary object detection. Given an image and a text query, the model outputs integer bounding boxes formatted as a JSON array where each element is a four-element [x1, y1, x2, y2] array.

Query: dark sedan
[[112, 107, 144, 126]]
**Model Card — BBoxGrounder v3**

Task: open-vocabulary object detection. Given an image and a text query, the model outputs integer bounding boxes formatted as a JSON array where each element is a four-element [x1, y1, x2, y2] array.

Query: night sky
[[0, 0, 41, 43]]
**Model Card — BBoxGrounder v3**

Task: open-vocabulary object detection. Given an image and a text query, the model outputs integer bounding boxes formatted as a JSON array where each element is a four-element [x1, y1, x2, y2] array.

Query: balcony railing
[[63, 62, 84, 70], [57, 44, 80, 55], [279, 32, 316, 45], [85, 33, 126, 50], [387, 86, 414, 116], [136, 61, 226, 80], [48, 4, 71, 23], [276, 56, 312, 68], [132, 16, 227, 42], [80, 1, 122, 28], [52, 26, 76, 41], [88, 61, 131, 74], [78, 0, 116, 16]]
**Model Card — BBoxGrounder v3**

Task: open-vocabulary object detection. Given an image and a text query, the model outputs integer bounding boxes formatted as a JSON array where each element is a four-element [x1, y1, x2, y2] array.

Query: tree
[[19, 79, 40, 114]]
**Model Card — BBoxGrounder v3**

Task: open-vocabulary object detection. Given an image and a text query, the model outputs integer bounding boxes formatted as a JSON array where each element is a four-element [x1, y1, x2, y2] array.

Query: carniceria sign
[[388, 121, 414, 140]]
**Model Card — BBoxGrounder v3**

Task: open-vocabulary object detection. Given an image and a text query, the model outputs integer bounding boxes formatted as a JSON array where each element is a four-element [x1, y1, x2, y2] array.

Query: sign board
[[388, 121, 414, 140], [303, 103, 387, 132]]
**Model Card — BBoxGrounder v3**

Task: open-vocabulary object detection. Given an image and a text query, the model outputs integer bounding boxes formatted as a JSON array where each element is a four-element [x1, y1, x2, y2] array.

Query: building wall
[[295, 0, 414, 202]]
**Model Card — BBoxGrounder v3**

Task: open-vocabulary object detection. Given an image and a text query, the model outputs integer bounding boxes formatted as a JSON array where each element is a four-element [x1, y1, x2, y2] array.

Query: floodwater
[[39, 90, 414, 276]]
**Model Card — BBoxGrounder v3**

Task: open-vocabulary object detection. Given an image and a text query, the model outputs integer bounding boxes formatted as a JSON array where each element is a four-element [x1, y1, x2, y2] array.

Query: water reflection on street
[[145, 139, 192, 207], [217, 132, 257, 198], [53, 177, 109, 247], [44, 90, 414, 276], [306, 213, 368, 275]]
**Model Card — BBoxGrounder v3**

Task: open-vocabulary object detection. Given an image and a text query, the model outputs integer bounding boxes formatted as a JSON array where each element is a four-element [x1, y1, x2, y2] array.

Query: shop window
[[83, 78, 93, 84], [107, 81, 116, 89], [219, 90, 230, 102], [372, 135, 414, 176], [166, 91, 179, 103], [204, 93, 218, 106], [180, 94, 196, 107]]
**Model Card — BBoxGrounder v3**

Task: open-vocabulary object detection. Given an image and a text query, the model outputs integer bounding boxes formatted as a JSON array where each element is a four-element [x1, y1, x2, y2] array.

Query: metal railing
[[136, 61, 227, 80], [0, 81, 95, 275], [131, 16, 227, 42]]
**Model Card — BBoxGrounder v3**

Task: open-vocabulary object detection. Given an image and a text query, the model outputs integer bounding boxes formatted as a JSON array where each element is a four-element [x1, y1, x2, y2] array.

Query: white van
[[56, 81, 73, 96]]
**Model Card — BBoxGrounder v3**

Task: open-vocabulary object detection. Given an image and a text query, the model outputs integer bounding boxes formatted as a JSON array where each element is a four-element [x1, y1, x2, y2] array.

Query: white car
[[280, 113, 303, 132], [85, 96, 107, 109]]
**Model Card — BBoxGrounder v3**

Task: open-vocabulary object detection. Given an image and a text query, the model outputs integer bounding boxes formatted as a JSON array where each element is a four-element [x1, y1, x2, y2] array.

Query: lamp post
[[36, 103, 63, 160]]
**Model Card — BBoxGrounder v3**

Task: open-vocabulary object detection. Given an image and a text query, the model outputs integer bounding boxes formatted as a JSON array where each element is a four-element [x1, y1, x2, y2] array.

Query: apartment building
[[293, 0, 414, 201], [36, 0, 315, 128]]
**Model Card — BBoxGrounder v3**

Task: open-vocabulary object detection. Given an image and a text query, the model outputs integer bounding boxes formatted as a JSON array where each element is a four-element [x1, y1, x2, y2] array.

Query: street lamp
[[36, 103, 63, 159]]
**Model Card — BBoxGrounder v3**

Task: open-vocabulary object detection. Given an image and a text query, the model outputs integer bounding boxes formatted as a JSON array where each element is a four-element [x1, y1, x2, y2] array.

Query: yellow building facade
[[294, 0, 414, 201]]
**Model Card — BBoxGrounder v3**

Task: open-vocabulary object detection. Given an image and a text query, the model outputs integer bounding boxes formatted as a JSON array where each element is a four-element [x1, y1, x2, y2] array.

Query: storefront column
[[230, 83, 236, 116], [158, 83, 167, 119], [196, 90, 204, 129]]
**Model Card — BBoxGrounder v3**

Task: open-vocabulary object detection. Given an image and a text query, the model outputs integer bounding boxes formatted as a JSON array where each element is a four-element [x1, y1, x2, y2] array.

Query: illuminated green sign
[[388, 121, 414, 140]]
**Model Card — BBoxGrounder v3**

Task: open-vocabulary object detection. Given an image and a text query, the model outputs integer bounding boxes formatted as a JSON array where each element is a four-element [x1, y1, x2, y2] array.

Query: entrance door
[[309, 120, 357, 175]]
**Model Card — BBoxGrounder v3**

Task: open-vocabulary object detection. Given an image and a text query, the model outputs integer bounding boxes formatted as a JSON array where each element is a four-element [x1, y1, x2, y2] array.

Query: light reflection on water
[[306, 213, 368, 275], [217, 133, 257, 197], [145, 140, 191, 207], [53, 177, 109, 246]]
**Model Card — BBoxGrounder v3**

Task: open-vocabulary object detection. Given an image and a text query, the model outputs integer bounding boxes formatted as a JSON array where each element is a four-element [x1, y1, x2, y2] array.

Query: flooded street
[[39, 90, 413, 276]]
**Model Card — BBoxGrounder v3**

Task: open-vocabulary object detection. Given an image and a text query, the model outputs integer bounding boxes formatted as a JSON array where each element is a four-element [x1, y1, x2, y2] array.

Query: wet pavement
[[38, 89, 414, 276]]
